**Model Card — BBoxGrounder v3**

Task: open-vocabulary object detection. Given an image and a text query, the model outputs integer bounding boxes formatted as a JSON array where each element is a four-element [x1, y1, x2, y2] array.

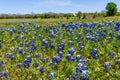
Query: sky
[[0, 0, 120, 14]]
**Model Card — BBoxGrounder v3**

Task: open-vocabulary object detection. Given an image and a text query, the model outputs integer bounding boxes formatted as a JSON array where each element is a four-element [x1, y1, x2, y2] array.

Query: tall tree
[[106, 2, 118, 16], [76, 11, 82, 19]]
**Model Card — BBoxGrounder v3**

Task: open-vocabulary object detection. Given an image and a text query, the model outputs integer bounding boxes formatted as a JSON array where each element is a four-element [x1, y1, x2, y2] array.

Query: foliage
[[93, 12, 98, 18], [0, 20, 120, 80], [106, 2, 118, 16], [76, 11, 82, 19]]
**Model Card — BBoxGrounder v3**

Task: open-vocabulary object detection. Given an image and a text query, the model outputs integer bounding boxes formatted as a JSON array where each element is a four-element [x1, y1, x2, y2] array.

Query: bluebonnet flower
[[31, 41, 36, 46], [51, 31, 55, 37], [52, 56, 57, 63], [9, 29, 14, 35], [109, 37, 113, 43], [103, 62, 110, 71], [101, 32, 106, 39], [68, 41, 74, 46], [76, 63, 87, 72], [49, 62, 54, 66], [76, 62, 88, 80], [86, 36, 90, 40], [68, 47, 76, 55], [76, 55, 82, 61], [0, 61, 6, 68], [52, 56, 61, 63], [57, 46, 62, 52], [50, 40, 54, 49], [79, 59, 87, 65], [79, 45, 85, 50], [25, 47, 30, 52], [80, 76, 88, 80], [58, 43, 64, 50], [33, 32, 37, 36], [18, 47, 23, 54], [72, 72, 78, 80], [58, 51, 63, 58], [0, 72, 8, 78], [92, 48, 98, 59], [117, 33, 120, 40], [115, 23, 120, 31], [24, 59, 30, 68], [35, 53, 40, 58], [18, 63, 24, 68], [71, 56, 75, 61], [109, 30, 114, 36], [66, 54, 71, 61], [39, 67, 44, 73], [31, 45, 36, 51], [93, 54, 98, 60], [33, 62, 39, 67], [49, 72, 55, 79], [62, 23, 65, 27], [5, 53, 15, 60], [108, 51, 115, 58], [26, 56, 32, 63], [21, 35, 25, 39], [80, 72, 89, 80], [80, 70, 88, 77], [42, 39, 48, 48]]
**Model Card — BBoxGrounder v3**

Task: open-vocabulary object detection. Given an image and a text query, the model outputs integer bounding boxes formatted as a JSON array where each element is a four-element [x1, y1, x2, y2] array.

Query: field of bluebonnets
[[0, 20, 120, 80]]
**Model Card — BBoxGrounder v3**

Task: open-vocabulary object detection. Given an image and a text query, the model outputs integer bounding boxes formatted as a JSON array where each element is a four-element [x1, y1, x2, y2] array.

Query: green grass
[[0, 17, 120, 80], [0, 16, 120, 25]]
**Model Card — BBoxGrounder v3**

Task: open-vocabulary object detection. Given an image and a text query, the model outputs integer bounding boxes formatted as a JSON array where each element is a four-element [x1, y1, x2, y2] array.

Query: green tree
[[76, 11, 82, 19], [105, 2, 118, 16], [82, 13, 86, 19], [93, 12, 98, 18]]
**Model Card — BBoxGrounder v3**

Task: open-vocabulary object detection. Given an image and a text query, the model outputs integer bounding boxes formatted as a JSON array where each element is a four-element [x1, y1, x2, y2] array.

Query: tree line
[[0, 2, 119, 19]]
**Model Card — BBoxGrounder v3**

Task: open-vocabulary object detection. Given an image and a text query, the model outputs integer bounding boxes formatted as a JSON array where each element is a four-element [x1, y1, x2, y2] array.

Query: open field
[[0, 17, 120, 80], [0, 16, 120, 25]]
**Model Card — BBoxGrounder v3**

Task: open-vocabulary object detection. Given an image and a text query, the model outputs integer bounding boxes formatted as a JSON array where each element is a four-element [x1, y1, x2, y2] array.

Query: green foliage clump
[[106, 2, 118, 16]]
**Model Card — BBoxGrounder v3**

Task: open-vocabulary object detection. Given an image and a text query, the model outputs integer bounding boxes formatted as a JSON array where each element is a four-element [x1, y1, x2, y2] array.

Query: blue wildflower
[[92, 48, 98, 59], [103, 62, 110, 71], [58, 51, 63, 58], [33, 62, 39, 67], [68, 47, 76, 55], [72, 72, 78, 80], [39, 67, 44, 73], [18, 63, 24, 68], [35, 53, 40, 58], [117, 33, 120, 40], [49, 62, 54, 66], [71, 56, 75, 61], [26, 56, 32, 63], [49, 72, 55, 79], [18, 47, 23, 54], [66, 54, 71, 61], [0, 61, 6, 68], [76, 55, 82, 61], [50, 41, 54, 49], [108, 51, 115, 58], [24, 59, 30, 68], [0, 72, 8, 78]]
